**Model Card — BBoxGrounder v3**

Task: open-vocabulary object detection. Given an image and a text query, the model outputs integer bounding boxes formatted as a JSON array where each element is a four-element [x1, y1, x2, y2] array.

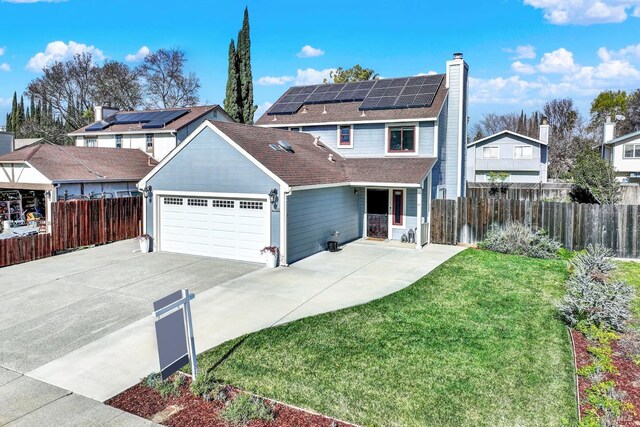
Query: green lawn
[[615, 260, 640, 317], [196, 249, 577, 427]]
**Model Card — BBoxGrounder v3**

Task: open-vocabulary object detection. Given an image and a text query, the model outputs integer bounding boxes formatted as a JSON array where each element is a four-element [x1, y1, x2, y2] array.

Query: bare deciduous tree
[[95, 60, 142, 111], [137, 48, 200, 109]]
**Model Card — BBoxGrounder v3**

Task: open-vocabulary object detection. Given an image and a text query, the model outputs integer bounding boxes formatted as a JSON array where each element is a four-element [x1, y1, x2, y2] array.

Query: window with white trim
[[239, 201, 263, 210], [624, 143, 640, 158], [85, 138, 97, 147], [482, 146, 499, 159], [388, 126, 415, 152], [513, 146, 532, 159], [187, 198, 207, 207], [164, 197, 183, 205], [145, 134, 154, 152], [338, 125, 352, 147], [212, 199, 234, 208]]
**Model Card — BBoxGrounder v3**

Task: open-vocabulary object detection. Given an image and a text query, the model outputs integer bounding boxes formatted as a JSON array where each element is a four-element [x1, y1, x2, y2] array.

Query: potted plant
[[135, 234, 151, 253], [260, 246, 279, 268]]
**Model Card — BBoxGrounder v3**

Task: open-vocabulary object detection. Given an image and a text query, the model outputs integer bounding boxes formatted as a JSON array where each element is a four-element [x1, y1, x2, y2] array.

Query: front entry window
[[392, 190, 403, 225]]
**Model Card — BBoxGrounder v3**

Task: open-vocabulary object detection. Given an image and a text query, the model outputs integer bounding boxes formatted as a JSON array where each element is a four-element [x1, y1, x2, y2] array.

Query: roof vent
[[277, 140, 295, 153], [322, 106, 327, 115], [272, 116, 278, 122], [269, 143, 282, 151], [302, 106, 308, 114], [313, 136, 323, 148], [360, 110, 366, 117], [328, 154, 335, 163], [453, 52, 464, 60]]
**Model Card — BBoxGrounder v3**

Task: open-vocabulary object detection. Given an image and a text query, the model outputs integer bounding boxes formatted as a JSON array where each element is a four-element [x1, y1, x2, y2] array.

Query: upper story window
[[85, 138, 96, 148], [513, 145, 532, 159], [388, 126, 415, 152], [338, 125, 352, 148], [482, 146, 499, 159], [145, 134, 154, 152], [115, 135, 122, 149], [624, 143, 640, 158]]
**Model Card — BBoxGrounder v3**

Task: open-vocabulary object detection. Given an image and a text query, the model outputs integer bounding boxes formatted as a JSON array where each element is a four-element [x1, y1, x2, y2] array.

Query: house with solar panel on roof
[[69, 105, 233, 160], [137, 53, 468, 265]]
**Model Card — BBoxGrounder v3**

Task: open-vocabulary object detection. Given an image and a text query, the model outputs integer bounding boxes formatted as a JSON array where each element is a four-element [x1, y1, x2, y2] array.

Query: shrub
[[190, 371, 220, 399], [479, 221, 561, 259], [558, 245, 634, 331], [142, 372, 183, 398], [221, 394, 274, 425]]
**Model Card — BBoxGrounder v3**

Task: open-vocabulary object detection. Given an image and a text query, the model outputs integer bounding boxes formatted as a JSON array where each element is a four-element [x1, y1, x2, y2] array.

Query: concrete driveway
[[24, 241, 463, 402]]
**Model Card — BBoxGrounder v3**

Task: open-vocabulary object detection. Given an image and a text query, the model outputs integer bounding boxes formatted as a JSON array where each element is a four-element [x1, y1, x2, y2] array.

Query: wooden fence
[[466, 182, 640, 204], [0, 197, 143, 268], [431, 197, 640, 258], [0, 233, 52, 267], [50, 197, 143, 251]]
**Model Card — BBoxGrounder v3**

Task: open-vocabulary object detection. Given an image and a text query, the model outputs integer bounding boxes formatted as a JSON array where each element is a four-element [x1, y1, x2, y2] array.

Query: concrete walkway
[[27, 241, 464, 403]]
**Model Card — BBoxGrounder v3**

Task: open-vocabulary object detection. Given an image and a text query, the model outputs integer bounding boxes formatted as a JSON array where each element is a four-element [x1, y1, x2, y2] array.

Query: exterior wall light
[[269, 188, 279, 210], [142, 185, 153, 199]]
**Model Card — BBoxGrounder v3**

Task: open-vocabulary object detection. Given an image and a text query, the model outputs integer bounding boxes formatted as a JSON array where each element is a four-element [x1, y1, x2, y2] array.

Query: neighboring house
[[602, 117, 640, 183], [0, 131, 13, 156], [14, 138, 45, 151], [69, 105, 233, 160], [255, 53, 469, 201], [466, 122, 550, 183], [0, 143, 157, 227], [139, 121, 436, 264]]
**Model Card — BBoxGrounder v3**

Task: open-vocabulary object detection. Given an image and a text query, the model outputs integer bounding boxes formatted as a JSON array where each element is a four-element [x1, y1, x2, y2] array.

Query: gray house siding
[[145, 126, 280, 246], [418, 122, 435, 156], [286, 186, 360, 263], [301, 125, 337, 146], [444, 61, 468, 198], [433, 98, 448, 198], [468, 133, 548, 183]]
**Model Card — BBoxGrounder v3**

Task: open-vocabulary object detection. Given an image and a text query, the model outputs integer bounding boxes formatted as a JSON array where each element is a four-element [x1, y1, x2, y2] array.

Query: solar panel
[[383, 87, 403, 96], [287, 87, 304, 95], [359, 97, 381, 109], [394, 95, 417, 108], [413, 93, 436, 107], [334, 90, 356, 102], [85, 121, 109, 131]]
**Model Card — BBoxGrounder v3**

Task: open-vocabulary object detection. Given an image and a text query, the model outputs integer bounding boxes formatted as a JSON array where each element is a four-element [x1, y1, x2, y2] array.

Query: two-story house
[[602, 117, 640, 183], [466, 120, 550, 183], [137, 53, 469, 265], [69, 105, 233, 160]]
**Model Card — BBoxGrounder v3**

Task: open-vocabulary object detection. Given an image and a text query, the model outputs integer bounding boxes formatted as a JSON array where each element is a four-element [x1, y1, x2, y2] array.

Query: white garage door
[[159, 195, 268, 263]]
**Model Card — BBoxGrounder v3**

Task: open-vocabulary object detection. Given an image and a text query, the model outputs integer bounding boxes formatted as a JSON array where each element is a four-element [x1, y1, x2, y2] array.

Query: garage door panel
[[160, 195, 268, 263]]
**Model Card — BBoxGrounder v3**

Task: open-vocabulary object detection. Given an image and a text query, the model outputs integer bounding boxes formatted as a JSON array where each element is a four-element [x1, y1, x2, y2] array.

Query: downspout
[[279, 185, 292, 267]]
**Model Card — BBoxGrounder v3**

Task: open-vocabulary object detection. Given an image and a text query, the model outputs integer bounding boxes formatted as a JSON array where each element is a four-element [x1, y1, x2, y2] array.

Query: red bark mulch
[[106, 377, 356, 427], [570, 329, 640, 426]]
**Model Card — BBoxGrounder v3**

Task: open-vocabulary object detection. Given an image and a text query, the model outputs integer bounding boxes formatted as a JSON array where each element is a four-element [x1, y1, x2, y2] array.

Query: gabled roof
[[141, 121, 435, 188], [69, 105, 230, 135], [255, 78, 448, 126], [605, 129, 640, 145], [0, 143, 157, 182], [467, 130, 547, 147]]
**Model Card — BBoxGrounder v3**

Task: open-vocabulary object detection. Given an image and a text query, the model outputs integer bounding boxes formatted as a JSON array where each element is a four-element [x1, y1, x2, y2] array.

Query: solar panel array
[[266, 75, 444, 115], [85, 109, 190, 131]]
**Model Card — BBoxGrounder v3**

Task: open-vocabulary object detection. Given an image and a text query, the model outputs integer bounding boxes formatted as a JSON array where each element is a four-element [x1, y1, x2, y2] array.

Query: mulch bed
[[107, 376, 356, 427], [571, 329, 640, 426]]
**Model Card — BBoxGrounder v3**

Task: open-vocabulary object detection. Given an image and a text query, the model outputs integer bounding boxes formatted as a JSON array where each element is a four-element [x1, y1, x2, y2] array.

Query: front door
[[367, 189, 389, 239]]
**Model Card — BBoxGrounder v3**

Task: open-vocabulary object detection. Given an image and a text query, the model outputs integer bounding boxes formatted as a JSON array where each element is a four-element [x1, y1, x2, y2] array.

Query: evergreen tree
[[9, 92, 18, 132], [223, 39, 242, 123], [236, 7, 257, 124]]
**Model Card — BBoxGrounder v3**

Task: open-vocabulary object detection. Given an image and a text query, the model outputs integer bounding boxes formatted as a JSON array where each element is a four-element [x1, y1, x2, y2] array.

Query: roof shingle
[[0, 144, 157, 182]]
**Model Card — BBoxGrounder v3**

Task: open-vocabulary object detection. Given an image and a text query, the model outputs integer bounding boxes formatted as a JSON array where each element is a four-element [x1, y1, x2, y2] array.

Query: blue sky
[[1, 0, 639, 126]]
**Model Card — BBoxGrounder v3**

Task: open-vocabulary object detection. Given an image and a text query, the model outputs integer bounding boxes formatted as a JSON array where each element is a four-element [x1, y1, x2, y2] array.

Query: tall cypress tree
[[9, 92, 18, 132], [223, 39, 242, 123], [236, 7, 257, 124]]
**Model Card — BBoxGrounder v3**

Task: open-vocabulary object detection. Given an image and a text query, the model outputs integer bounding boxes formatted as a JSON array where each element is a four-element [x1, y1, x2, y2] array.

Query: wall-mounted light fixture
[[142, 185, 153, 199], [353, 188, 358, 195], [268, 188, 279, 210]]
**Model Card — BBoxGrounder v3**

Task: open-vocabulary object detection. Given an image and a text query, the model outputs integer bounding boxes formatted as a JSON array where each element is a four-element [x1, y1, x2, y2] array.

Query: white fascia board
[[153, 190, 269, 199], [289, 181, 422, 191], [68, 130, 177, 137], [258, 117, 438, 128], [468, 130, 546, 147]]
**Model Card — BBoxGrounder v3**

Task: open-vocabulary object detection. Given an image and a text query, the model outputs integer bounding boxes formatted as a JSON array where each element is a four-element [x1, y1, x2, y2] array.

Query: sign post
[[152, 289, 198, 380]]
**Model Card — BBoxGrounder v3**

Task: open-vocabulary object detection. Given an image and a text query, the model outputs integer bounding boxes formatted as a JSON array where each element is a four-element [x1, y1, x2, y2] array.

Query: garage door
[[159, 195, 268, 263]]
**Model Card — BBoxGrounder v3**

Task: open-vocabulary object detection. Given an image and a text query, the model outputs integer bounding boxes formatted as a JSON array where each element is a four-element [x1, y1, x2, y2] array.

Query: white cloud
[[125, 46, 150, 63], [257, 75, 295, 86], [504, 45, 537, 59], [416, 71, 438, 76], [469, 76, 543, 105], [255, 101, 273, 116], [511, 61, 537, 74], [296, 45, 325, 58], [537, 48, 577, 73], [598, 43, 640, 62], [294, 68, 335, 85], [0, 63, 10, 72], [27, 40, 105, 71], [524, 0, 640, 25], [0, 47, 5, 56]]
